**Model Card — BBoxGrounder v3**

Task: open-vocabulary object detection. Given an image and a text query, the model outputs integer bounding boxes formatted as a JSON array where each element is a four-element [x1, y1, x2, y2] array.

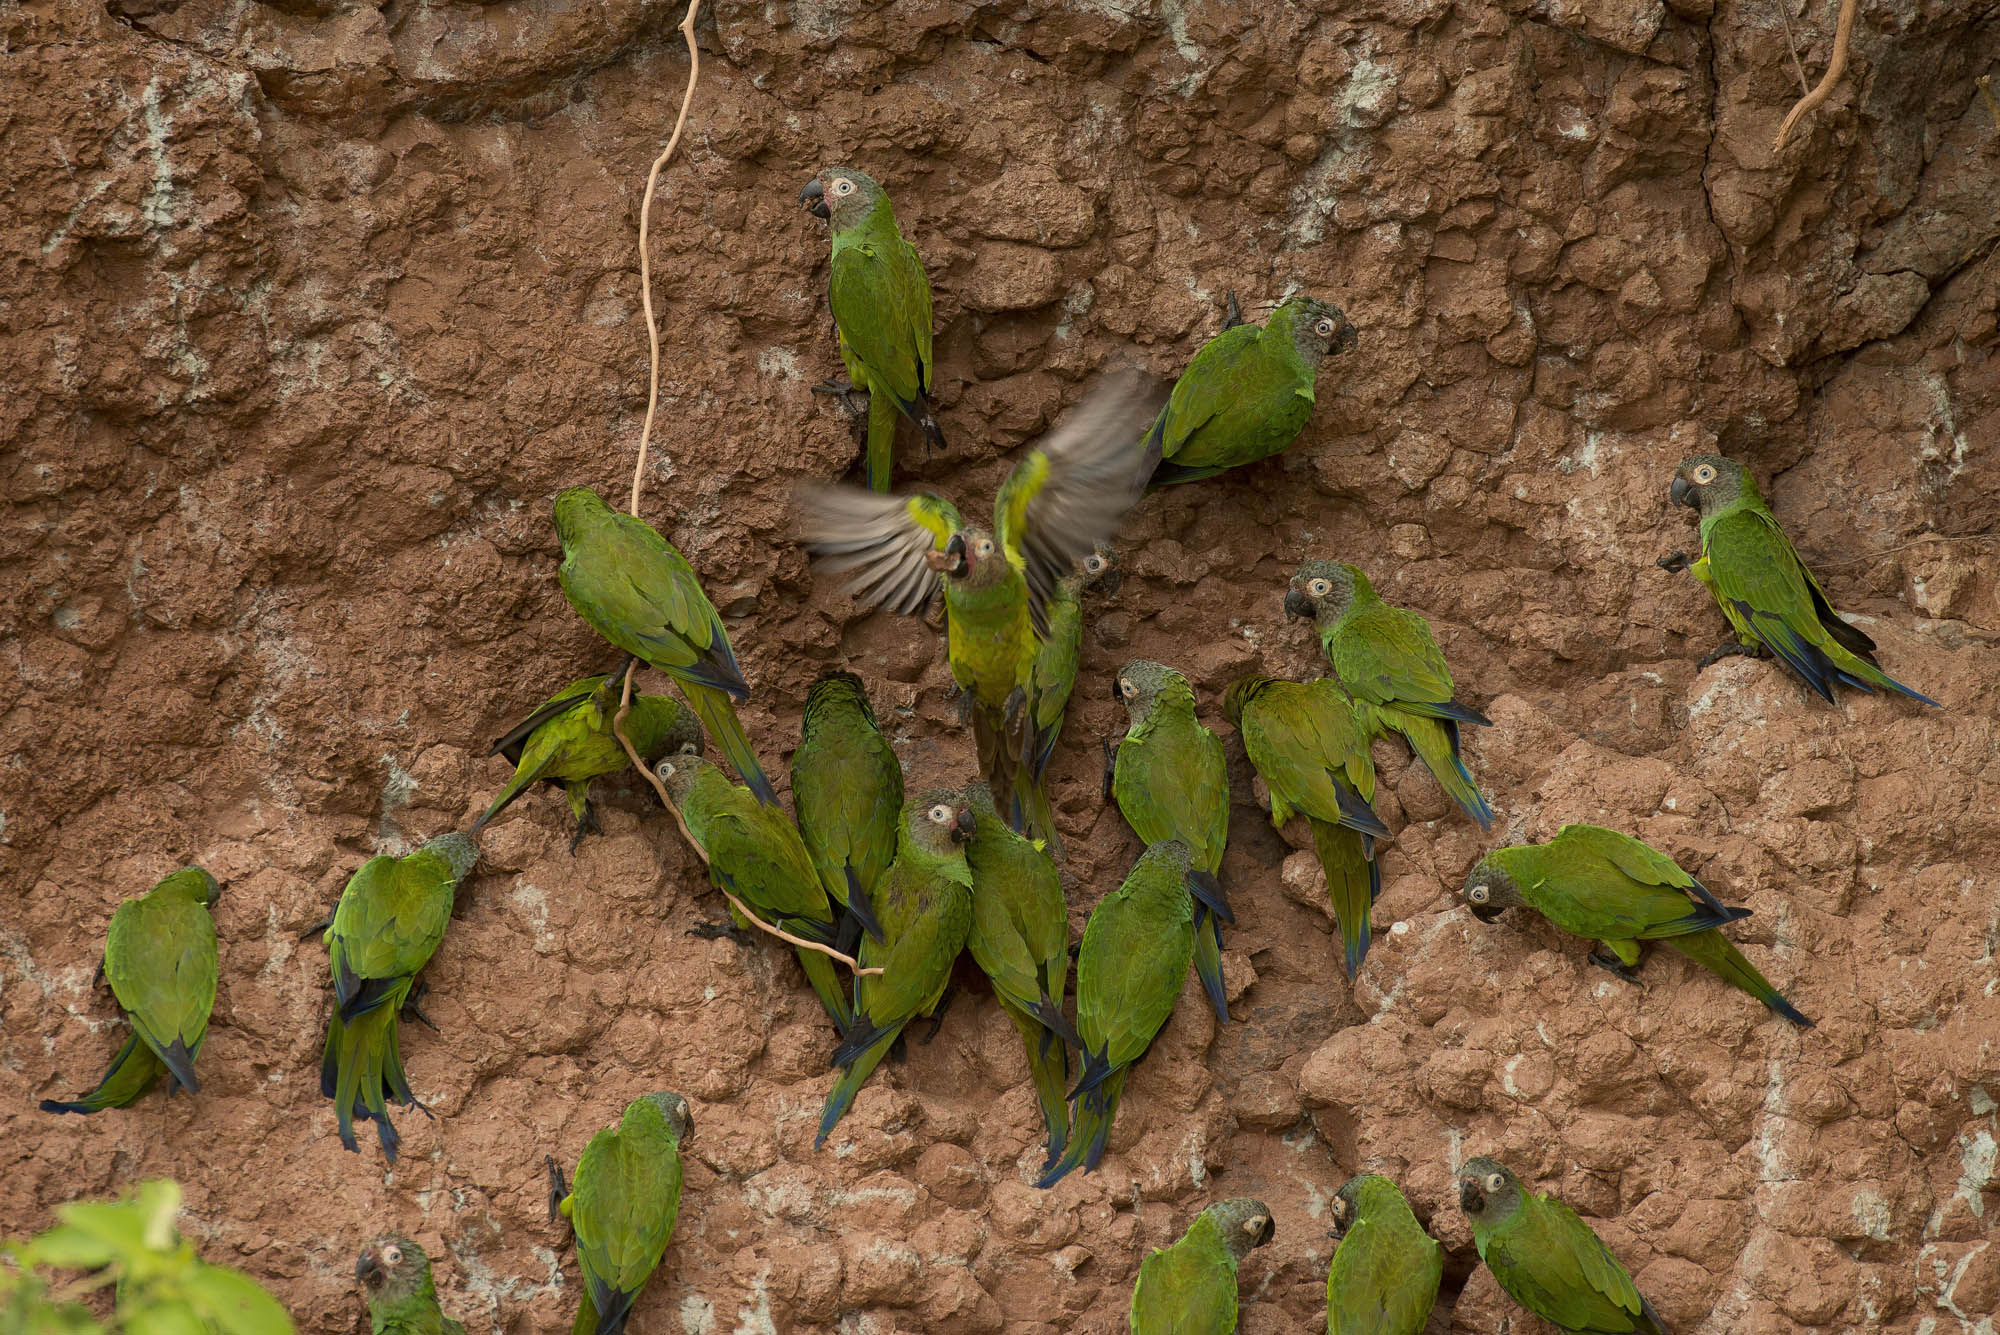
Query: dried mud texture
[[4, 0, 1999, 1331]]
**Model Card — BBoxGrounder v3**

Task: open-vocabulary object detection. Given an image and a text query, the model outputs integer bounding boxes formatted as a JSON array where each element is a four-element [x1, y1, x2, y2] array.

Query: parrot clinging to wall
[[356, 1235, 466, 1335], [790, 670, 902, 949], [1325, 1174, 1443, 1335], [548, 1092, 691, 1335], [1013, 547, 1120, 854], [799, 165, 943, 492], [1128, 1198, 1276, 1334]]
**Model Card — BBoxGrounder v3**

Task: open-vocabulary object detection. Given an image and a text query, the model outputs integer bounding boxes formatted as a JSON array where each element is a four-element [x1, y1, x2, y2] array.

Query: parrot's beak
[[943, 532, 969, 578], [1283, 588, 1314, 620], [356, 1252, 383, 1289], [799, 178, 829, 220], [1330, 317, 1358, 355], [951, 807, 977, 842], [1469, 901, 1503, 924], [1670, 475, 1695, 509], [1097, 569, 1123, 598], [1458, 1178, 1485, 1213]]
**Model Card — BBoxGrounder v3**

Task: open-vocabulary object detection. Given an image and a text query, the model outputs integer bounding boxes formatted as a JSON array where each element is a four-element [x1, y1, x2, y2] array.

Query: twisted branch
[[1773, 0, 1859, 151]]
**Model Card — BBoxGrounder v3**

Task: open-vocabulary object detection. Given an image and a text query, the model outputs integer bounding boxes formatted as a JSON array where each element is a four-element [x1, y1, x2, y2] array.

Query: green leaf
[[122, 1298, 207, 1335], [17, 1226, 115, 1272], [182, 1265, 295, 1335]]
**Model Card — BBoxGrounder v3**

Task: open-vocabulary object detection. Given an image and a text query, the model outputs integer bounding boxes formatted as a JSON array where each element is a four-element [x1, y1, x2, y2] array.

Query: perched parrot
[[41, 867, 220, 1115], [959, 781, 1074, 1169], [1110, 659, 1232, 1021], [1664, 455, 1936, 706], [1325, 1174, 1443, 1335], [816, 789, 977, 1148], [656, 754, 850, 1029], [318, 832, 478, 1162], [548, 1091, 691, 1335], [799, 373, 1163, 841], [1224, 676, 1390, 979], [1129, 1198, 1276, 1334], [1458, 1157, 1669, 1335], [1139, 295, 1356, 487], [1037, 840, 1223, 1188], [554, 486, 777, 804], [1013, 547, 1120, 853], [1286, 559, 1494, 829], [791, 670, 902, 948], [799, 166, 943, 492], [474, 673, 703, 851], [356, 1234, 466, 1335], [1462, 824, 1812, 1026]]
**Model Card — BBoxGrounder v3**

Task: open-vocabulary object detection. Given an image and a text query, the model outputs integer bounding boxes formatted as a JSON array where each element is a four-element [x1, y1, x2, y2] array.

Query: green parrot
[[799, 374, 1162, 841], [548, 1091, 691, 1335], [1664, 455, 1936, 706], [1012, 547, 1120, 853], [959, 781, 1074, 1169], [1037, 840, 1223, 1188], [1458, 1157, 1669, 1335], [799, 166, 943, 492], [790, 670, 902, 947], [356, 1234, 466, 1335], [1286, 559, 1494, 829], [41, 867, 220, 1115], [1325, 1174, 1443, 1335], [1109, 659, 1232, 1021], [656, 753, 850, 1029], [554, 486, 777, 805], [474, 673, 704, 851], [318, 832, 478, 1162], [1139, 295, 1356, 487], [1128, 1198, 1276, 1334], [816, 789, 977, 1148], [1462, 823, 1812, 1026], [1224, 675, 1390, 979]]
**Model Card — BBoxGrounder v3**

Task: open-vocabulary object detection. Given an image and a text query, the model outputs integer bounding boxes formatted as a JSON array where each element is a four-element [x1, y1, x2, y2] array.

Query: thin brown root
[[1775, 1, 1812, 96], [1773, 0, 1858, 151]]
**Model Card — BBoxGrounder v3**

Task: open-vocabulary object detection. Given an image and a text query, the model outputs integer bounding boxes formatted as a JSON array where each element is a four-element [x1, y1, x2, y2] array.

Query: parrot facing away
[[1458, 1157, 1669, 1335], [549, 1091, 691, 1335], [799, 166, 943, 492], [1462, 823, 1812, 1026], [1325, 1174, 1443, 1335], [960, 781, 1074, 1169], [1128, 1197, 1276, 1334], [41, 867, 220, 1115], [1286, 559, 1494, 829], [791, 670, 902, 949], [799, 373, 1163, 839], [1225, 675, 1390, 979], [816, 789, 977, 1148], [1140, 295, 1356, 487], [554, 486, 777, 804], [1663, 455, 1936, 706], [474, 673, 704, 851], [356, 1235, 466, 1335], [656, 754, 850, 1029], [1013, 546, 1121, 853], [318, 832, 478, 1162], [1038, 840, 1224, 1188], [1110, 659, 1232, 1021]]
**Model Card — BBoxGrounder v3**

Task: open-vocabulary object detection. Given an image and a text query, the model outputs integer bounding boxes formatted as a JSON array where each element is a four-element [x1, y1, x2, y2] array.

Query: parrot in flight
[[960, 781, 1074, 1169], [356, 1235, 466, 1335], [798, 373, 1163, 841], [1224, 675, 1389, 979], [1461, 823, 1812, 1026], [816, 789, 976, 1148], [1325, 1173, 1443, 1335], [1662, 455, 1936, 706], [1140, 294, 1356, 487], [1037, 840, 1225, 1188], [799, 166, 943, 492], [1287, 559, 1493, 829], [790, 670, 902, 950], [548, 1091, 691, 1335], [318, 832, 478, 1162], [1128, 1198, 1276, 1334], [474, 673, 703, 851], [554, 486, 777, 804], [1013, 546, 1120, 854], [1458, 1157, 1669, 1335], [1109, 658, 1232, 1021], [42, 867, 220, 1115], [657, 753, 851, 1029]]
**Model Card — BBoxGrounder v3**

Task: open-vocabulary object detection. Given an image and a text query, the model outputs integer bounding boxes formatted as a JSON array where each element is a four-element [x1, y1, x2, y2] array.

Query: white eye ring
[[383, 1246, 402, 1265], [1486, 1173, 1506, 1193], [832, 178, 856, 196], [1085, 554, 1106, 573], [1469, 884, 1489, 903], [1315, 318, 1336, 337], [927, 804, 951, 824], [1309, 578, 1331, 597], [1693, 464, 1717, 484], [1119, 679, 1135, 697], [976, 539, 995, 558]]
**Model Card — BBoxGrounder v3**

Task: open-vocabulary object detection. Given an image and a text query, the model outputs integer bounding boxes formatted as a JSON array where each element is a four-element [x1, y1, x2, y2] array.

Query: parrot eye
[[1308, 578, 1331, 597], [926, 803, 952, 824], [1486, 1172, 1506, 1193], [1085, 553, 1106, 574], [1692, 463, 1717, 484], [975, 538, 996, 558], [1118, 678, 1136, 698], [1314, 317, 1337, 338], [382, 1245, 402, 1266], [1331, 1198, 1349, 1222], [1468, 884, 1489, 904], [831, 177, 857, 197]]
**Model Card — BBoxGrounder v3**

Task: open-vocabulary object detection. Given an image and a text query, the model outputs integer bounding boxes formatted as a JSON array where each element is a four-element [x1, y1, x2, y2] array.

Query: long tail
[[1036, 1066, 1126, 1188], [1186, 867, 1232, 1021], [471, 769, 537, 835], [816, 1021, 900, 1148], [972, 705, 1022, 834], [321, 1003, 408, 1161], [40, 1033, 165, 1114], [1009, 773, 1060, 858], [1666, 932, 1814, 1027], [863, 385, 899, 493], [583, 1275, 641, 1335], [1825, 639, 1940, 707], [1385, 709, 1493, 829], [683, 684, 776, 805], [1312, 818, 1381, 980], [998, 995, 1071, 1169], [795, 940, 855, 1030]]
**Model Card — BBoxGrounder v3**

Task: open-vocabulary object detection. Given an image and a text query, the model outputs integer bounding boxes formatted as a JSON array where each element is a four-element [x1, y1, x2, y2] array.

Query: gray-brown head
[[902, 787, 977, 858], [1669, 455, 1758, 516], [653, 752, 715, 806], [1455, 1156, 1525, 1223], [640, 1090, 694, 1144], [355, 1233, 439, 1310], [1275, 296, 1357, 367], [1201, 1197, 1277, 1263], [1460, 853, 1528, 924], [1284, 558, 1371, 626], [799, 165, 892, 233]]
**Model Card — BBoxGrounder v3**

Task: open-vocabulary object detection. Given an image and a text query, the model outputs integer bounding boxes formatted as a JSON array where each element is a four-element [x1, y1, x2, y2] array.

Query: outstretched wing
[[797, 487, 964, 615]]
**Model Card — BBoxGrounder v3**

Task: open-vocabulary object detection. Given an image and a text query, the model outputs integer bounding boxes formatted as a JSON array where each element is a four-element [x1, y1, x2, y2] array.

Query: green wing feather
[[106, 875, 218, 1092], [1326, 1184, 1443, 1335], [571, 1098, 684, 1335], [829, 219, 932, 408], [1486, 1193, 1654, 1334], [1130, 1212, 1237, 1335]]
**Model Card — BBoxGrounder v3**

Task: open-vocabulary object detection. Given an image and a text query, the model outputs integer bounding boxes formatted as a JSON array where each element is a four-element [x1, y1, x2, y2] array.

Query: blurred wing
[[798, 486, 963, 616]]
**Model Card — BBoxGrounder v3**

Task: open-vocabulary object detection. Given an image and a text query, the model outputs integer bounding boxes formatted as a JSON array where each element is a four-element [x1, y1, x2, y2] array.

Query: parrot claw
[[689, 919, 754, 945], [1657, 550, 1692, 573], [297, 911, 336, 942], [811, 379, 869, 424], [92, 962, 107, 990], [919, 984, 958, 1045], [401, 981, 441, 1032], [1696, 640, 1765, 671], [1587, 949, 1645, 984], [1100, 739, 1118, 802], [568, 802, 602, 856], [1222, 289, 1245, 330], [545, 1155, 569, 1226]]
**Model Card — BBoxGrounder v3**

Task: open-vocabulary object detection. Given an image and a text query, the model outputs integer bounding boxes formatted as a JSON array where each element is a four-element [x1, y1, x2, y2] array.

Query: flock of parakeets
[[35, 162, 1942, 1335]]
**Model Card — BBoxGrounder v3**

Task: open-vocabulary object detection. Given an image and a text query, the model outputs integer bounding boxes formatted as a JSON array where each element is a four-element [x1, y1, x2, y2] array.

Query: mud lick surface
[[6, 0, 2000, 1331]]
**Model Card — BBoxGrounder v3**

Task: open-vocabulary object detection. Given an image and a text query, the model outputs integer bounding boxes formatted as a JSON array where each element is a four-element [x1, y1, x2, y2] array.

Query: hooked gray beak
[[952, 807, 977, 842], [1670, 475, 1695, 509], [1284, 588, 1314, 620], [356, 1253, 382, 1288], [1459, 1178, 1485, 1213], [799, 178, 828, 219]]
